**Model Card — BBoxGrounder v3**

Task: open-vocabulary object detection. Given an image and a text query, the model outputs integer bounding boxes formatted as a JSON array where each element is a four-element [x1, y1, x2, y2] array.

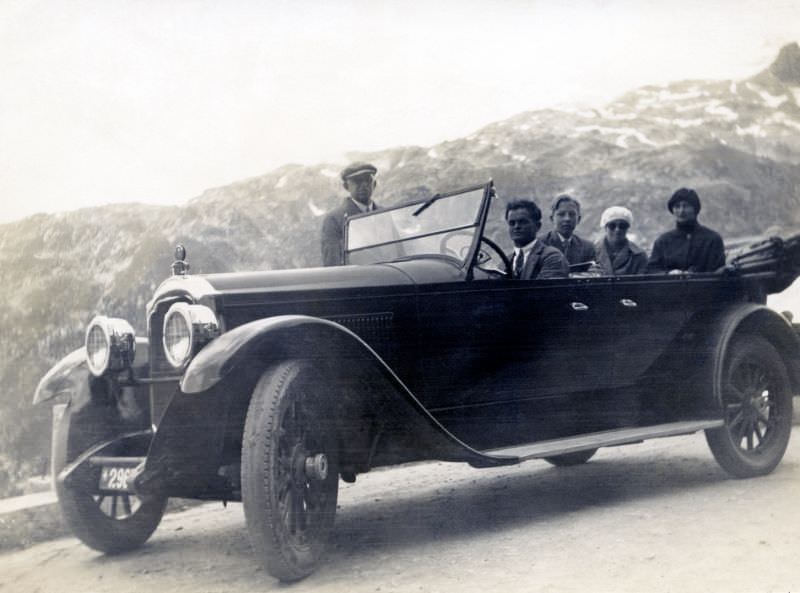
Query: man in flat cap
[[321, 162, 380, 266], [647, 187, 725, 274]]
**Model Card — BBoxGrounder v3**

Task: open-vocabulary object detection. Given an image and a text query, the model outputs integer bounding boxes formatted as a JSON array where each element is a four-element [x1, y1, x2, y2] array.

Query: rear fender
[[709, 304, 800, 402], [679, 304, 800, 414]]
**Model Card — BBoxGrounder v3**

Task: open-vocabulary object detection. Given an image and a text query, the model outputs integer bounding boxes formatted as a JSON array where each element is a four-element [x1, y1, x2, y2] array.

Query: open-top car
[[34, 182, 800, 581]]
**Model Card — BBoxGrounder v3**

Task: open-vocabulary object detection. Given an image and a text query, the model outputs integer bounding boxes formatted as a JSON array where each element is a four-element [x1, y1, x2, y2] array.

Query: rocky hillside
[[1, 43, 799, 494]]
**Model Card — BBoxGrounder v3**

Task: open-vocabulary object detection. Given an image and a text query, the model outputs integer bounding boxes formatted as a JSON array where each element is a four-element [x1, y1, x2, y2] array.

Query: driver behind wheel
[[505, 199, 568, 280]]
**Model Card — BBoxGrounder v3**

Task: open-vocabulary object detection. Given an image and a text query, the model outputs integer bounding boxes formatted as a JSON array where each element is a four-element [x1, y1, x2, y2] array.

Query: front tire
[[241, 360, 340, 582], [55, 477, 167, 554], [705, 336, 793, 478]]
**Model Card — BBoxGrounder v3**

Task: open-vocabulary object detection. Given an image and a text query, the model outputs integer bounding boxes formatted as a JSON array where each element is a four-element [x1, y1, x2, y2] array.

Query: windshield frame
[[343, 181, 493, 272]]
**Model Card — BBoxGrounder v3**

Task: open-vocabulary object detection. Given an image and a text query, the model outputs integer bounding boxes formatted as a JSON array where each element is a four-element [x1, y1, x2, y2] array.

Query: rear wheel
[[241, 360, 340, 582], [543, 448, 597, 467], [705, 336, 793, 478]]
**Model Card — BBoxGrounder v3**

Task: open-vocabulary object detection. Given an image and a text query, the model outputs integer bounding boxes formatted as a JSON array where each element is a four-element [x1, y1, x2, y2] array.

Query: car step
[[485, 419, 724, 462]]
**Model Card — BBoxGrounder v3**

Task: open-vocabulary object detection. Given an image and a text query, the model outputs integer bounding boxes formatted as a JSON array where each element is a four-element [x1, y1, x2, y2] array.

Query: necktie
[[514, 250, 525, 278]]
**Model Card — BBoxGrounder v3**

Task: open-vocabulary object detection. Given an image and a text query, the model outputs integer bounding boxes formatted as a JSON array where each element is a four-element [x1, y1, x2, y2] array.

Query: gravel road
[[2, 428, 799, 593]]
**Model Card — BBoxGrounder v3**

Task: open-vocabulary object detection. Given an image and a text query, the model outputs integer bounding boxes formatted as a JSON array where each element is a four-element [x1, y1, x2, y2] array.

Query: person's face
[[605, 219, 629, 246], [551, 201, 580, 237], [672, 200, 697, 224], [506, 208, 539, 247], [344, 174, 376, 205]]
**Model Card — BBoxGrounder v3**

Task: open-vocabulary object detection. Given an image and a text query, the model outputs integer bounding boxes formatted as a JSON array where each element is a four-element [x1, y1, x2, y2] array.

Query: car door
[[413, 276, 617, 449], [611, 275, 689, 387]]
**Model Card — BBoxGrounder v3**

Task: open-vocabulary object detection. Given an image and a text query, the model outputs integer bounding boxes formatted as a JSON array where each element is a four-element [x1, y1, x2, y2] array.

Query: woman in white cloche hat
[[594, 206, 648, 276]]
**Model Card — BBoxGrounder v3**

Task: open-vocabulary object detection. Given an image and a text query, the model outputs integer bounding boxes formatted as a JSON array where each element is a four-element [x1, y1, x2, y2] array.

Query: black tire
[[543, 448, 598, 467], [55, 479, 167, 554], [705, 336, 793, 478], [241, 360, 340, 582]]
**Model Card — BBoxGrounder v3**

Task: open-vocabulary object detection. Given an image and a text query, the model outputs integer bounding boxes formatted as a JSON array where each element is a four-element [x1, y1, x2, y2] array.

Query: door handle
[[570, 302, 589, 311], [620, 298, 638, 308]]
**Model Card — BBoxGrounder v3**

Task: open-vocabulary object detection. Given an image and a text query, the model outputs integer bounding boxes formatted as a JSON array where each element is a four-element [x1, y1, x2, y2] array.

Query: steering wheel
[[476, 236, 512, 278], [438, 230, 511, 277]]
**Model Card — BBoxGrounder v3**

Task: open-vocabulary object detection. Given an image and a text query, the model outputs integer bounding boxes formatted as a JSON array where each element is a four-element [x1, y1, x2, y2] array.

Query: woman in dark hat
[[646, 188, 725, 274]]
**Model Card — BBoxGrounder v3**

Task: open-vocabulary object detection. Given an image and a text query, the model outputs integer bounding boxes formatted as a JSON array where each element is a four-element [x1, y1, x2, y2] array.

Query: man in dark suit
[[506, 199, 568, 280], [542, 194, 596, 268], [321, 162, 380, 266]]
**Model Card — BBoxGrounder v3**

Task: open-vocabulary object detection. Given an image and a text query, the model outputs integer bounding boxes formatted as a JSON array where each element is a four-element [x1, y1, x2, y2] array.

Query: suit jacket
[[594, 238, 648, 276], [508, 240, 569, 280], [321, 198, 378, 266], [542, 230, 597, 267]]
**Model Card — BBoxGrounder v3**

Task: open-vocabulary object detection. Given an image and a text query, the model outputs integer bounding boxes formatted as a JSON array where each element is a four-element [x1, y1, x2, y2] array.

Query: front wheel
[[705, 336, 793, 478], [241, 360, 340, 582], [56, 479, 167, 554]]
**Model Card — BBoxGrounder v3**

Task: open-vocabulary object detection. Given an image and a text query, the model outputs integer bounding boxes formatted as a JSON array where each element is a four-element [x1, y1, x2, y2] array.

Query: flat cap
[[667, 187, 701, 213], [340, 162, 377, 181]]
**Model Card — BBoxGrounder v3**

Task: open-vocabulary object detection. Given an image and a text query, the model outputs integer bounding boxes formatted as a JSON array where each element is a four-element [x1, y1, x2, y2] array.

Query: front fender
[[176, 315, 517, 471], [33, 347, 88, 405], [34, 338, 151, 405]]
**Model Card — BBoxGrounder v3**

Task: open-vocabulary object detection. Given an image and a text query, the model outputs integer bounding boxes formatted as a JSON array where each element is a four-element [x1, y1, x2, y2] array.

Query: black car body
[[34, 182, 800, 581]]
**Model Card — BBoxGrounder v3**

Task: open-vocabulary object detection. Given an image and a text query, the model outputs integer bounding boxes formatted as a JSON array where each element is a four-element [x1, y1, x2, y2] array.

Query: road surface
[[2, 428, 799, 593]]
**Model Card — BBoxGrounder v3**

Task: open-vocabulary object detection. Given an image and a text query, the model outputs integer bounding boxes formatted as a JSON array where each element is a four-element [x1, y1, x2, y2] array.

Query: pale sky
[[1, 0, 799, 224]]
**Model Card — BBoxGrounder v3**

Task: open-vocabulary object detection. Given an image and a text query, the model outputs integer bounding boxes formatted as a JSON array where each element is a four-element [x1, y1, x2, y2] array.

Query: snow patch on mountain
[[573, 125, 658, 147], [746, 82, 788, 108], [704, 102, 738, 121], [736, 123, 767, 137]]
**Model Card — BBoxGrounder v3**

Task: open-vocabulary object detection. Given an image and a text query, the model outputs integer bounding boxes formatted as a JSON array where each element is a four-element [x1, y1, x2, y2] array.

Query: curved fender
[[33, 338, 151, 405], [33, 347, 88, 405], [181, 315, 518, 469], [681, 303, 800, 414], [709, 304, 800, 404]]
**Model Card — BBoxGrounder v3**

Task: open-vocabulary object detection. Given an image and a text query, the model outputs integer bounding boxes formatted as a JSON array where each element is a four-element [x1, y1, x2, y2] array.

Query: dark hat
[[340, 162, 377, 181], [667, 188, 701, 213]]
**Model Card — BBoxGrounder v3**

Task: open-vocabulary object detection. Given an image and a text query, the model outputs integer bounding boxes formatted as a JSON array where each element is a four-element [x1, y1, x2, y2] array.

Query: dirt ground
[[2, 428, 799, 593]]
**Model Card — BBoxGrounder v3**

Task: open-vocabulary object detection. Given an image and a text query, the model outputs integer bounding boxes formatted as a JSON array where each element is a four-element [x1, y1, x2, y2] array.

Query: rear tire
[[241, 360, 340, 582], [705, 336, 793, 478], [543, 448, 597, 467]]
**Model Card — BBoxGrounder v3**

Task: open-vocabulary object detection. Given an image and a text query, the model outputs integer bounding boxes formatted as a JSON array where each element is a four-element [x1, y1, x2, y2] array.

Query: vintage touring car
[[34, 182, 800, 581]]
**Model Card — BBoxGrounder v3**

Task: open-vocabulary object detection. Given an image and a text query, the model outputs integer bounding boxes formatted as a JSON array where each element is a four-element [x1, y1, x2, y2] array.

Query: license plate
[[99, 466, 135, 492]]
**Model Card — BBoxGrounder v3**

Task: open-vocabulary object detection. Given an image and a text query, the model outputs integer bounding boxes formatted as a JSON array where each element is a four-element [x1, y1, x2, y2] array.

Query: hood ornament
[[171, 244, 190, 276]]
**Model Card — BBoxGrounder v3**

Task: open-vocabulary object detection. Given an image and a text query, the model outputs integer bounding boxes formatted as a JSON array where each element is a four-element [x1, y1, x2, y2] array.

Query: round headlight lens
[[85, 316, 136, 377], [163, 307, 192, 368], [162, 303, 219, 369], [86, 323, 109, 376]]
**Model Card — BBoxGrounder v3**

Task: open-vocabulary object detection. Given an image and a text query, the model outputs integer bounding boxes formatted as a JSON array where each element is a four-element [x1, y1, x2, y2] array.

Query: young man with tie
[[506, 199, 569, 280]]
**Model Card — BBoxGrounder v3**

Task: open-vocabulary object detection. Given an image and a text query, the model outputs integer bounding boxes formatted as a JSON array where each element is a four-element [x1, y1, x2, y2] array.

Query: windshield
[[345, 185, 487, 265]]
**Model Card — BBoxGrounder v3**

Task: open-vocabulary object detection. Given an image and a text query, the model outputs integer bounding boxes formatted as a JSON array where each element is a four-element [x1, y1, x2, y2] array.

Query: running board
[[484, 419, 724, 462]]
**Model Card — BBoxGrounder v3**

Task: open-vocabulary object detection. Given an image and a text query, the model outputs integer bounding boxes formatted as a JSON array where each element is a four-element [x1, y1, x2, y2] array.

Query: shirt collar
[[349, 197, 375, 213], [514, 238, 537, 256], [556, 232, 572, 244]]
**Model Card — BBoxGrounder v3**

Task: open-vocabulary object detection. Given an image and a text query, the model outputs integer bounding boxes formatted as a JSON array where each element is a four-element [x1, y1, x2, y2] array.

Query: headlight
[[85, 316, 136, 377], [162, 303, 219, 369]]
